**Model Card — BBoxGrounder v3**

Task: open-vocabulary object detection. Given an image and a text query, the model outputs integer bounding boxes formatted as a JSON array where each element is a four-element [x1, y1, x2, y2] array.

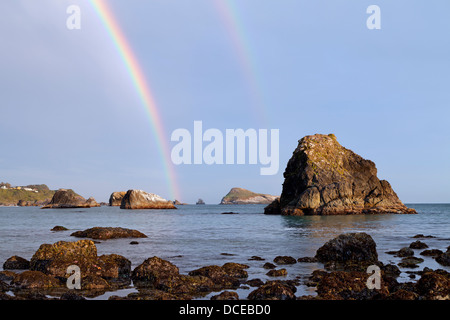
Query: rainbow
[[212, 0, 269, 126], [89, 0, 180, 201]]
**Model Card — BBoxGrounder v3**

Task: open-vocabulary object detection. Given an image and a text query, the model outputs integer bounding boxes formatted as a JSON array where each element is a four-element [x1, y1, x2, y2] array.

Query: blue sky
[[0, 0, 449, 203]]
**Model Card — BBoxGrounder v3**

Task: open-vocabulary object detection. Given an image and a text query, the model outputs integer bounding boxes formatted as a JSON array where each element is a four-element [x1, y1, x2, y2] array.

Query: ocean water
[[0, 204, 449, 299]]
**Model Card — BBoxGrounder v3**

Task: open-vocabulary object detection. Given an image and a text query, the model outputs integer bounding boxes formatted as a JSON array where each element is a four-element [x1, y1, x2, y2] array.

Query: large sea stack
[[264, 134, 416, 215]]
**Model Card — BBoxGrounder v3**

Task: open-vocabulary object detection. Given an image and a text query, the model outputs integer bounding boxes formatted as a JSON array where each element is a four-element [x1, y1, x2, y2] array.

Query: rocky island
[[220, 188, 278, 205], [41, 189, 100, 209], [265, 134, 416, 215], [120, 190, 176, 209]]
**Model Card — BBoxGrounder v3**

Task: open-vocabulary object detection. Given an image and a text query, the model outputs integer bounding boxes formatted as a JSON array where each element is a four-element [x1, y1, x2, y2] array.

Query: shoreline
[[1, 231, 448, 301]]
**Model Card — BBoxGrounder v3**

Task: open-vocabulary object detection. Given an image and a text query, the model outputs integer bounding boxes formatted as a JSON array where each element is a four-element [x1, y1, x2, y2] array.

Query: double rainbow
[[89, 0, 266, 201], [89, 0, 180, 201]]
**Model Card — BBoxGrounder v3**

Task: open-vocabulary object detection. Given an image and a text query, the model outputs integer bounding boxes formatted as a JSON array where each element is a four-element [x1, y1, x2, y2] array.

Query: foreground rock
[[30, 240, 131, 282], [131, 257, 214, 297], [316, 270, 389, 300], [220, 188, 278, 205], [109, 192, 126, 206], [435, 247, 450, 266], [264, 134, 416, 215], [315, 233, 379, 270], [3, 256, 30, 270], [120, 190, 176, 209], [41, 189, 99, 209], [247, 281, 296, 300], [70, 227, 147, 240]]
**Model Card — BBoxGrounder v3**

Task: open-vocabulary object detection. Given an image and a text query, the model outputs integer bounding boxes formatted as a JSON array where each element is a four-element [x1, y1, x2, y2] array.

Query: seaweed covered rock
[[315, 233, 379, 270], [3, 256, 30, 270], [30, 240, 130, 282], [247, 280, 296, 300], [264, 134, 416, 215], [70, 227, 147, 240]]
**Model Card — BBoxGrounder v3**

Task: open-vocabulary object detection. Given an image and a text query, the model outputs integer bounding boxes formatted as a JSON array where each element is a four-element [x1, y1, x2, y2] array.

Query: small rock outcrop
[[41, 189, 99, 209], [120, 190, 176, 210], [109, 192, 126, 206], [196, 199, 205, 205], [220, 188, 278, 205], [264, 134, 416, 215], [70, 227, 147, 240], [3, 256, 30, 270]]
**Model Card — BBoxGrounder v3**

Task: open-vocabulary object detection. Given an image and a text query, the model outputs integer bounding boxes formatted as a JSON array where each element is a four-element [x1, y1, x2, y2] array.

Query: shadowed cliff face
[[265, 134, 416, 215]]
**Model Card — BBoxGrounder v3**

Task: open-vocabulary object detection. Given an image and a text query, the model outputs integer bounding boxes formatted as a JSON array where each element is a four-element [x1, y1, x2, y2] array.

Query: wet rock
[[131, 258, 214, 296], [60, 291, 86, 300], [120, 190, 176, 209], [110, 289, 188, 300], [0, 280, 10, 292], [381, 264, 401, 278], [30, 240, 98, 278], [315, 233, 378, 270], [130, 241, 139, 245], [221, 212, 239, 215], [11, 271, 62, 289], [247, 280, 296, 300], [416, 271, 450, 300], [221, 263, 249, 279], [264, 134, 416, 215], [316, 271, 389, 300], [188, 265, 240, 289], [409, 241, 428, 249], [273, 256, 297, 265], [387, 289, 418, 300], [420, 249, 444, 257], [132, 256, 179, 287], [3, 256, 30, 270], [0, 271, 17, 282], [412, 234, 435, 239], [70, 227, 147, 240], [305, 270, 328, 287], [97, 254, 131, 279], [297, 257, 318, 263], [51, 226, 68, 232], [30, 239, 130, 282], [246, 278, 264, 287], [248, 256, 264, 261], [435, 250, 450, 267], [390, 247, 414, 258], [398, 257, 424, 269], [211, 291, 239, 300], [266, 269, 287, 277], [263, 262, 276, 269], [81, 275, 110, 291]]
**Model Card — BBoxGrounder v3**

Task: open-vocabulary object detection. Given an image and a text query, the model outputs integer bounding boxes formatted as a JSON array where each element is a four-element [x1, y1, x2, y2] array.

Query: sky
[[0, 0, 449, 203]]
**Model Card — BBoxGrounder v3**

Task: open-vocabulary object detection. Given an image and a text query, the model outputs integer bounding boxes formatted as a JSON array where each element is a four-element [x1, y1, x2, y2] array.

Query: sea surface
[[0, 204, 449, 299]]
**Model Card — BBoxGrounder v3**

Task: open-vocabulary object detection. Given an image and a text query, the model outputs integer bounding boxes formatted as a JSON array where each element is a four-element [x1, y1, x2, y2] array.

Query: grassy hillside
[[0, 188, 55, 206], [222, 188, 262, 202]]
